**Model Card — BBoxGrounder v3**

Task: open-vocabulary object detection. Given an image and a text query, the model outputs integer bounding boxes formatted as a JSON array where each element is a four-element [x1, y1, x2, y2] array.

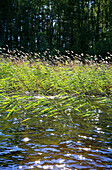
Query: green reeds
[[0, 57, 112, 120]]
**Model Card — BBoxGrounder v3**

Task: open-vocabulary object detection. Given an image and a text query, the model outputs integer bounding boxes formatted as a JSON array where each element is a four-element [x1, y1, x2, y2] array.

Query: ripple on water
[[0, 108, 112, 169]]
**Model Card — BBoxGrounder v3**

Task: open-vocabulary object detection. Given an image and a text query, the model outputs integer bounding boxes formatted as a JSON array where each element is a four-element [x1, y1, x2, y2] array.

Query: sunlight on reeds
[[0, 47, 112, 120]]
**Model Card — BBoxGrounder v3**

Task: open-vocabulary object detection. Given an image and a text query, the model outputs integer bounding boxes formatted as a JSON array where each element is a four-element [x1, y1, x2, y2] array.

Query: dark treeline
[[0, 0, 112, 57]]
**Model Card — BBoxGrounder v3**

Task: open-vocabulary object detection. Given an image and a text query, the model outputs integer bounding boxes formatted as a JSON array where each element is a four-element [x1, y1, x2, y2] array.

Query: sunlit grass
[[0, 60, 112, 96], [0, 57, 112, 120]]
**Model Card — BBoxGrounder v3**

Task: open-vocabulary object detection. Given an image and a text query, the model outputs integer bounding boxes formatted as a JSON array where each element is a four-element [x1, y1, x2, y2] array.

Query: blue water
[[0, 107, 112, 170]]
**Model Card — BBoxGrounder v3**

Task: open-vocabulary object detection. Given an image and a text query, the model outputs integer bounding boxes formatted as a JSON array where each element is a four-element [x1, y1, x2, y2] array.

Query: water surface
[[0, 100, 112, 169]]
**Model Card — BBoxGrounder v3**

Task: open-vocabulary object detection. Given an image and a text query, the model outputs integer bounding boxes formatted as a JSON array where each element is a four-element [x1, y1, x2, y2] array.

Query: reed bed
[[0, 60, 112, 96], [0, 50, 112, 120]]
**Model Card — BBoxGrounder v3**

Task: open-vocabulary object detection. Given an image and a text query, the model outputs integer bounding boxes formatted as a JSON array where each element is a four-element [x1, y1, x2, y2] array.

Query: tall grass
[[0, 61, 112, 96], [0, 56, 112, 120]]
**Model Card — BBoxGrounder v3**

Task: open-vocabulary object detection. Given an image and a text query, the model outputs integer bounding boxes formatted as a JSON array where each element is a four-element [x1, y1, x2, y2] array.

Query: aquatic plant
[[0, 54, 112, 120]]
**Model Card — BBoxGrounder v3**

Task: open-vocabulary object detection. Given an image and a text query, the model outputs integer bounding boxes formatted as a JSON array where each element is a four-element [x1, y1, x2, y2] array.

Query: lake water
[[0, 98, 112, 170]]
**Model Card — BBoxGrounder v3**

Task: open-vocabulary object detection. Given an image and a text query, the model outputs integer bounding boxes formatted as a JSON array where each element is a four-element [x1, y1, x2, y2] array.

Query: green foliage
[[93, 40, 112, 56], [0, 0, 112, 54], [0, 59, 112, 120]]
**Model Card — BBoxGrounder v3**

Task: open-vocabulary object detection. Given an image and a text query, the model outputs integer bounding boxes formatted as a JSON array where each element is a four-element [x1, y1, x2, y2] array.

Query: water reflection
[[0, 109, 112, 169]]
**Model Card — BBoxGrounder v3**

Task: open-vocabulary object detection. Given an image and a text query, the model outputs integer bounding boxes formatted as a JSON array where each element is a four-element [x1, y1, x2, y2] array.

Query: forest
[[0, 0, 112, 57]]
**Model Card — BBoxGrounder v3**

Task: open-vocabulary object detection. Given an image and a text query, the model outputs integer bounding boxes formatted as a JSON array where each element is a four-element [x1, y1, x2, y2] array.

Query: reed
[[0, 55, 112, 120]]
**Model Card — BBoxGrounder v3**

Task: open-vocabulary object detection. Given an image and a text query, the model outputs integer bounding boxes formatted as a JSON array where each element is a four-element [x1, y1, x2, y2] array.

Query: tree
[[0, 0, 112, 56]]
